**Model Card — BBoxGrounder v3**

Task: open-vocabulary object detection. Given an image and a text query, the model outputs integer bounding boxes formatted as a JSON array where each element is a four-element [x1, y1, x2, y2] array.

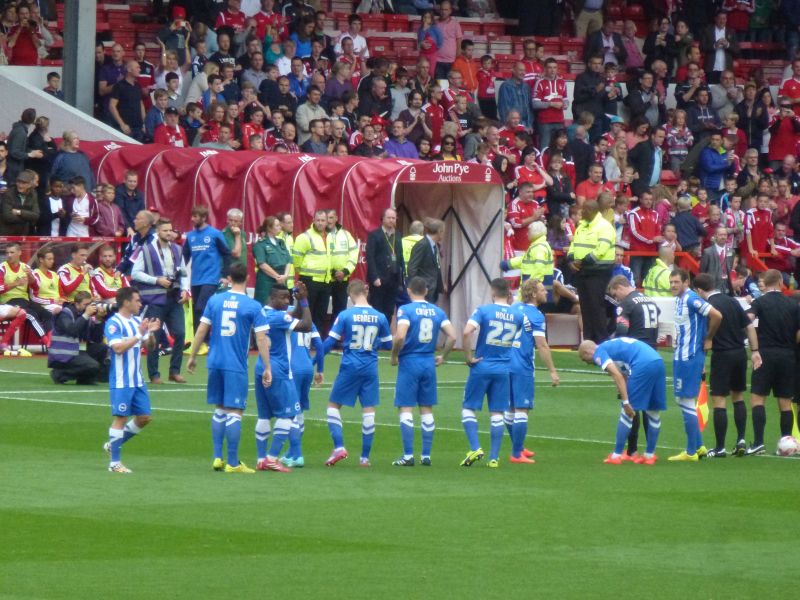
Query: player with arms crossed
[[324, 279, 392, 467], [507, 278, 560, 463], [607, 275, 661, 461], [579, 337, 666, 465], [253, 283, 312, 472], [187, 263, 272, 474], [461, 277, 530, 468], [389, 276, 457, 467], [280, 318, 325, 468], [103, 287, 161, 473], [668, 268, 722, 462]]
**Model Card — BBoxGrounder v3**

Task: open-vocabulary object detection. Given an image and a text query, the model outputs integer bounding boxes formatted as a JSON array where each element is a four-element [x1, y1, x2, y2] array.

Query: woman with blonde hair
[[604, 141, 630, 190], [49, 130, 94, 190]]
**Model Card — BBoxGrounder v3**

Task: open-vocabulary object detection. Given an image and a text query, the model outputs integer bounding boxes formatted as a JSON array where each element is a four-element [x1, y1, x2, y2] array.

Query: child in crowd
[[476, 54, 498, 120], [660, 223, 681, 252], [665, 109, 693, 173], [723, 194, 745, 252], [691, 188, 710, 222]]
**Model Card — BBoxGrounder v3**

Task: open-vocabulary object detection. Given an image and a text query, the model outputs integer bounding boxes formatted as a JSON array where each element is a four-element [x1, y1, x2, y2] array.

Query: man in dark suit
[[408, 218, 445, 304], [700, 226, 734, 294], [583, 21, 628, 66], [628, 126, 666, 197], [700, 11, 740, 84], [366, 207, 405, 324]]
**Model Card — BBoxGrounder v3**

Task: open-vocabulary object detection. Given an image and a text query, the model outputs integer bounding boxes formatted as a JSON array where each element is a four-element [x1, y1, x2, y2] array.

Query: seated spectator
[[278, 122, 300, 153], [575, 163, 611, 205], [359, 77, 392, 121], [384, 120, 418, 159], [299, 119, 328, 154], [766, 223, 800, 279], [352, 124, 386, 158], [433, 134, 461, 161], [199, 123, 235, 151], [0, 170, 38, 235], [417, 137, 433, 161], [671, 197, 707, 256]]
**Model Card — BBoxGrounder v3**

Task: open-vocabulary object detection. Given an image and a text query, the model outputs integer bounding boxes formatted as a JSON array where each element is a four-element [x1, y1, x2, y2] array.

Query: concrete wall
[[0, 66, 137, 143]]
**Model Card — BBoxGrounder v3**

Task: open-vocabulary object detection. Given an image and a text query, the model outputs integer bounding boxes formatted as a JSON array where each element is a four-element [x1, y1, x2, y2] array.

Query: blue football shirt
[[105, 313, 145, 389], [291, 324, 321, 375], [329, 305, 392, 369], [468, 303, 530, 369], [201, 291, 264, 373], [510, 302, 546, 373], [396, 301, 450, 358], [254, 306, 299, 378], [184, 225, 229, 285], [593, 337, 662, 374], [673, 290, 711, 361]]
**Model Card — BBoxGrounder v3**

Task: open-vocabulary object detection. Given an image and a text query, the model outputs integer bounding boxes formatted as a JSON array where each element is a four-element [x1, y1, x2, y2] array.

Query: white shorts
[[44, 304, 63, 315], [0, 304, 16, 319]]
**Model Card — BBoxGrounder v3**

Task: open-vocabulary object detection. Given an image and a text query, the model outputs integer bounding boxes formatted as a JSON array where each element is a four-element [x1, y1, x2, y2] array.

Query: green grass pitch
[[0, 350, 798, 599]]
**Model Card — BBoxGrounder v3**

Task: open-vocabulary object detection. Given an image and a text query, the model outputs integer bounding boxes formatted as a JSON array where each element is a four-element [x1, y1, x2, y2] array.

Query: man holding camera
[[49, 291, 106, 385], [131, 218, 190, 384]]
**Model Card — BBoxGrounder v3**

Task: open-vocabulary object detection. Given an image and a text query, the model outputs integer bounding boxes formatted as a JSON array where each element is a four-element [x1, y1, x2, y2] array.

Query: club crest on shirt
[[283, 313, 293, 322], [692, 300, 703, 309], [108, 324, 117, 334]]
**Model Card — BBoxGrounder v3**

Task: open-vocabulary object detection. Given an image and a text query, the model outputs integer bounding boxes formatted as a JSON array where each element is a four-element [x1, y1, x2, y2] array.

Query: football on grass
[[776, 436, 799, 457]]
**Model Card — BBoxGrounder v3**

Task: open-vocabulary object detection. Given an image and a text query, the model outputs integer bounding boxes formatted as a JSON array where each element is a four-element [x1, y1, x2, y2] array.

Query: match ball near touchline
[[776, 436, 799, 457]]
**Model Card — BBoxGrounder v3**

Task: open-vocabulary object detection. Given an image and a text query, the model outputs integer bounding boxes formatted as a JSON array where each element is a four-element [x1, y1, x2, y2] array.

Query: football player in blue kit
[[461, 278, 531, 468], [253, 283, 313, 472], [187, 263, 272, 474], [389, 277, 457, 466], [279, 309, 324, 469], [579, 337, 667, 465], [323, 279, 392, 467], [508, 279, 560, 464], [668, 269, 721, 462]]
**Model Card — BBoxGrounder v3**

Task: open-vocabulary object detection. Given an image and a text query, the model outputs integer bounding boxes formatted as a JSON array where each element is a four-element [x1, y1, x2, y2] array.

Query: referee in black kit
[[745, 269, 800, 455], [693, 274, 761, 458], [607, 275, 661, 461]]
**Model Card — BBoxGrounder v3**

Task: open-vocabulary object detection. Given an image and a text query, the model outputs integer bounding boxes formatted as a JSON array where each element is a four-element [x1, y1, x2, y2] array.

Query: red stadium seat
[[392, 37, 417, 53], [384, 15, 409, 32], [361, 15, 385, 32], [561, 37, 585, 59], [482, 20, 506, 37], [369, 36, 392, 55]]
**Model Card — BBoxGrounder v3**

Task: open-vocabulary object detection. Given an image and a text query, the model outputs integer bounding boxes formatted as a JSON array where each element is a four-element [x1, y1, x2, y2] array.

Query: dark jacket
[[6, 120, 30, 183], [358, 92, 393, 119], [25, 130, 57, 185], [546, 173, 574, 218], [700, 25, 740, 73], [671, 210, 707, 251], [567, 138, 593, 185], [114, 184, 145, 231], [628, 139, 659, 197], [734, 100, 769, 149], [0, 186, 39, 235], [572, 70, 606, 120], [700, 244, 734, 293], [48, 304, 92, 368], [643, 32, 678, 72], [366, 227, 404, 286], [407, 236, 444, 303], [624, 87, 666, 126], [583, 31, 627, 65]]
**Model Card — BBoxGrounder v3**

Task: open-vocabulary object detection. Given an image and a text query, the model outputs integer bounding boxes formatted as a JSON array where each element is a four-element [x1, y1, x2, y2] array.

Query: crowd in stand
[[3, 0, 800, 302]]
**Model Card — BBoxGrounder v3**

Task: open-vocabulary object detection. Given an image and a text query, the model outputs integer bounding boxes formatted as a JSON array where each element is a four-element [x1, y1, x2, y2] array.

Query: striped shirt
[[673, 290, 711, 361], [105, 313, 146, 389]]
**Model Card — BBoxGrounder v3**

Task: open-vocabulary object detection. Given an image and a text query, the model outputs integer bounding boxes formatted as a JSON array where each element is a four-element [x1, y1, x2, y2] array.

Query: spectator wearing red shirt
[[691, 189, 711, 223], [514, 148, 553, 202], [7, 4, 43, 66], [768, 101, 800, 168], [627, 190, 663, 284], [520, 40, 544, 92], [497, 110, 527, 147], [767, 222, 800, 277], [441, 70, 466, 114], [253, 0, 287, 42], [575, 163, 611, 205], [745, 193, 776, 258], [154, 107, 189, 147], [507, 182, 545, 252], [485, 125, 513, 163], [532, 58, 569, 150], [702, 206, 724, 249], [216, 0, 248, 34], [422, 85, 445, 146], [476, 55, 498, 120], [779, 58, 800, 117]]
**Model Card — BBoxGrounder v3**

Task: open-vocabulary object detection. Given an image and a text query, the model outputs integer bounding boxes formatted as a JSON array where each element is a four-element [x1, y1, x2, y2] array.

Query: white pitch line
[[8, 392, 796, 460]]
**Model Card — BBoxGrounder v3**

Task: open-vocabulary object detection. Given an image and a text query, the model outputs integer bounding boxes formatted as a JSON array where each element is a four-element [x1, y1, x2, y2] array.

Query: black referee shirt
[[747, 290, 800, 350], [705, 292, 749, 352]]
